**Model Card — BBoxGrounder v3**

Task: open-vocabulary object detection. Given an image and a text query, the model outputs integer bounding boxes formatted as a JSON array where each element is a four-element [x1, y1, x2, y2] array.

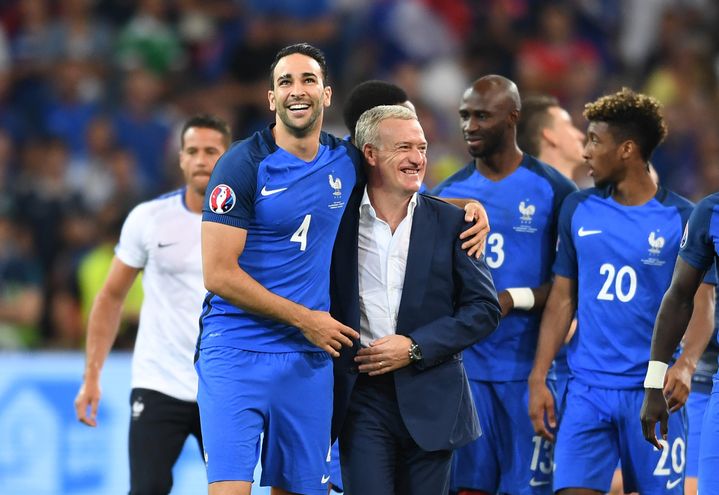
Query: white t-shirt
[[115, 189, 203, 402]]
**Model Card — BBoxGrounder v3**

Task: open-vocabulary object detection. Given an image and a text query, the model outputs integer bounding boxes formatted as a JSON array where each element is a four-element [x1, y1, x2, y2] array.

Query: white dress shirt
[[358, 188, 417, 347]]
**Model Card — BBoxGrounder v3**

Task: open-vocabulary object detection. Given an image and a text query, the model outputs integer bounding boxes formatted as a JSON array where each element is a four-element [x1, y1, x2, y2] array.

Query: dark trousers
[[128, 388, 203, 495], [339, 374, 453, 495]]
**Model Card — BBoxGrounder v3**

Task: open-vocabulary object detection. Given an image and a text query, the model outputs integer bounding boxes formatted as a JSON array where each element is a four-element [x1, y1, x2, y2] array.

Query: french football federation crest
[[329, 174, 342, 197], [519, 200, 536, 223], [648, 230, 665, 255], [209, 184, 236, 214]]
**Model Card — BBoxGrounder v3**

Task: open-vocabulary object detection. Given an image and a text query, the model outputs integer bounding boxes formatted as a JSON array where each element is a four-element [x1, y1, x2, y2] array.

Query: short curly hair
[[583, 88, 667, 161]]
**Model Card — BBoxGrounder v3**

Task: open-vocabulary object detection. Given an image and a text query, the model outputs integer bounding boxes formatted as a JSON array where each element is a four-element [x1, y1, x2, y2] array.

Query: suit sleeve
[[409, 221, 502, 370]]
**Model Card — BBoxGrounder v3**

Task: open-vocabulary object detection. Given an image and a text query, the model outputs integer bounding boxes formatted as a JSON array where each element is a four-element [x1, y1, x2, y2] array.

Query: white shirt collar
[[359, 186, 418, 219]]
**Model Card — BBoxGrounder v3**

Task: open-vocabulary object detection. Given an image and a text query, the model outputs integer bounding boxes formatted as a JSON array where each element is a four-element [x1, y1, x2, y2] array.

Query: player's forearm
[[204, 266, 311, 330], [83, 292, 125, 382], [529, 280, 575, 380], [675, 282, 715, 371]]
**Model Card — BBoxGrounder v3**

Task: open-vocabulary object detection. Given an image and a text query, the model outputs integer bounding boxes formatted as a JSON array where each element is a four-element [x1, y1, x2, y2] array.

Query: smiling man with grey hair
[[330, 104, 501, 495]]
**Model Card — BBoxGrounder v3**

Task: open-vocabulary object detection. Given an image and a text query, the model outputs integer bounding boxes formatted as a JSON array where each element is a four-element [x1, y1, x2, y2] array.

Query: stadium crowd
[[0, 0, 717, 350]]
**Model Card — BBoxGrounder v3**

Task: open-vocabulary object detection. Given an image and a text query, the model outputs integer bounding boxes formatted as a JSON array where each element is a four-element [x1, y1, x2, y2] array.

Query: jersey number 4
[[597, 263, 637, 302], [291, 214, 312, 251]]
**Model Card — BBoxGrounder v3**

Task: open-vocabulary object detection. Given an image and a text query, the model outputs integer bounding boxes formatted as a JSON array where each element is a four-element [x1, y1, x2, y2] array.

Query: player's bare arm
[[74, 258, 141, 427], [202, 221, 358, 357], [528, 275, 577, 442], [663, 281, 715, 412], [641, 259, 707, 448]]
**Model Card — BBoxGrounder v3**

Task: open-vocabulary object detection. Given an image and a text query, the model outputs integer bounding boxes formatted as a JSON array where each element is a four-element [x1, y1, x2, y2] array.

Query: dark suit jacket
[[330, 190, 501, 452]]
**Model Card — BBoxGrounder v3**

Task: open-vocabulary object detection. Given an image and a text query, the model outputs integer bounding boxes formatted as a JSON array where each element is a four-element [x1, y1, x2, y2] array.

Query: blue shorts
[[452, 380, 555, 495], [698, 384, 719, 495], [554, 381, 687, 495], [196, 347, 333, 495], [685, 389, 709, 477], [329, 441, 343, 492]]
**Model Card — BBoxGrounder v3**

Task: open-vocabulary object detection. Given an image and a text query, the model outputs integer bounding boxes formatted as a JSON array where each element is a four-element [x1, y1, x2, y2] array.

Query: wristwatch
[[408, 341, 423, 362]]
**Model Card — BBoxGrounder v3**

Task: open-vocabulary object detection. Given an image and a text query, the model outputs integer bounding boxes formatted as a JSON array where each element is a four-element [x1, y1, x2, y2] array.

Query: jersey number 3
[[486, 233, 505, 269], [291, 214, 312, 251]]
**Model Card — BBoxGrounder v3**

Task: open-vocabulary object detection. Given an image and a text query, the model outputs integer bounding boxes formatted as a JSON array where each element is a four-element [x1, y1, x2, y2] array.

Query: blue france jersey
[[554, 187, 699, 388], [679, 193, 719, 384], [431, 155, 577, 380], [199, 126, 361, 352]]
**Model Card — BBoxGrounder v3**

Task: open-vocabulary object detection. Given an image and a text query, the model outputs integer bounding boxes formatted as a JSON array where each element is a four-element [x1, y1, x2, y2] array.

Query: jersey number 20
[[597, 263, 637, 302]]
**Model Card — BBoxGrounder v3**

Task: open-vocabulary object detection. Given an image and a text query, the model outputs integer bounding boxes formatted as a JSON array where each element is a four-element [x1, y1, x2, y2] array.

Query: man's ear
[[363, 143, 377, 167], [323, 85, 332, 108], [541, 127, 557, 148], [268, 90, 276, 112], [620, 140, 635, 160]]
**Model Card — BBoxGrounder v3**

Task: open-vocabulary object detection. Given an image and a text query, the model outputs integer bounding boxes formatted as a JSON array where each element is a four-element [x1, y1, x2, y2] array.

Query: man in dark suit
[[330, 104, 502, 495]]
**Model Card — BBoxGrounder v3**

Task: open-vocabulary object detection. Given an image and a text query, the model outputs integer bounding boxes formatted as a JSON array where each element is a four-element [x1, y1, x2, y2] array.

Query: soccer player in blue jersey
[[197, 43, 362, 495], [529, 88, 715, 495], [432, 75, 577, 495], [641, 193, 719, 495]]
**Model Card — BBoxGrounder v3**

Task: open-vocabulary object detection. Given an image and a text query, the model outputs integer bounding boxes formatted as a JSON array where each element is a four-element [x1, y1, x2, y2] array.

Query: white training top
[[115, 189, 203, 402]]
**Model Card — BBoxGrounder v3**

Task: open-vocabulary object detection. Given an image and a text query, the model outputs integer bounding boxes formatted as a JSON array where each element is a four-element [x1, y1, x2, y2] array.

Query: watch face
[[410, 344, 422, 361]]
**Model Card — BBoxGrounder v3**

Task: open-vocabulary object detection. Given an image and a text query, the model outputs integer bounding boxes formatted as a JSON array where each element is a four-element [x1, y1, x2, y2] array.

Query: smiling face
[[583, 121, 625, 188], [364, 117, 427, 197], [459, 86, 515, 159], [179, 127, 227, 196], [268, 53, 332, 138]]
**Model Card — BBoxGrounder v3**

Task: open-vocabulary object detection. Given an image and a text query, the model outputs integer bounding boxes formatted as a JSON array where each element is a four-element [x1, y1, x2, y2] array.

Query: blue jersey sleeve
[[202, 133, 264, 229], [679, 194, 719, 274], [552, 191, 585, 279]]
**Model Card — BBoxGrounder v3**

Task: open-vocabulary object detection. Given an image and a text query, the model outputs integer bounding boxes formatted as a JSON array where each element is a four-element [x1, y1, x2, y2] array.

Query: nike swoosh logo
[[260, 186, 288, 196], [529, 478, 549, 487], [321, 474, 330, 484], [157, 242, 178, 248], [666, 478, 681, 489], [578, 227, 602, 237]]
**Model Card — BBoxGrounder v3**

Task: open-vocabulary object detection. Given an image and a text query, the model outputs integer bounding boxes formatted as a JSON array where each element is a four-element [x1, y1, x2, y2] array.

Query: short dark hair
[[583, 87, 667, 161], [517, 95, 560, 156], [342, 80, 409, 140], [181, 114, 232, 149], [269, 43, 328, 89]]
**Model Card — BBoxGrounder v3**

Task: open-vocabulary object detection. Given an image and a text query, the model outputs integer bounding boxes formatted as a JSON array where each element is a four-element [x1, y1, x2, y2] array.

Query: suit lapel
[[396, 195, 435, 334], [334, 185, 362, 331]]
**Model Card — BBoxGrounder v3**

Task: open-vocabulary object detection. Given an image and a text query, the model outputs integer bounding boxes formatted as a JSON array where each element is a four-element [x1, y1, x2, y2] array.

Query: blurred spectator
[[115, 0, 186, 76], [516, 2, 602, 107], [43, 60, 101, 155], [0, 203, 43, 349], [111, 68, 172, 195]]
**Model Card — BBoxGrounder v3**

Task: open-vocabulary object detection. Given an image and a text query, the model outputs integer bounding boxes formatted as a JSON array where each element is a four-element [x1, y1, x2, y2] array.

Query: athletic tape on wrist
[[643, 360, 668, 389], [506, 287, 535, 310]]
